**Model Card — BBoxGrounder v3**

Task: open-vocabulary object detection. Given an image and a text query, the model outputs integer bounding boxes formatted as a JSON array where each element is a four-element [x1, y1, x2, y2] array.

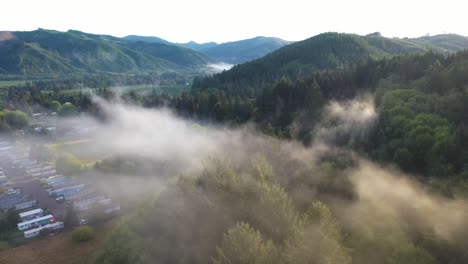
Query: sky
[[1, 0, 467, 43]]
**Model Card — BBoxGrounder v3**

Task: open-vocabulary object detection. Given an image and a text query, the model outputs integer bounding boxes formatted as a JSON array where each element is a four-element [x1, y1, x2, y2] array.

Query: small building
[[40, 170, 56, 177], [49, 184, 85, 198], [17, 214, 55, 231], [0, 175, 7, 183], [15, 200, 37, 210], [104, 204, 121, 214], [0, 193, 36, 211], [24, 221, 64, 239], [66, 188, 95, 201], [19, 208, 43, 221], [43, 176, 66, 186], [73, 195, 105, 211]]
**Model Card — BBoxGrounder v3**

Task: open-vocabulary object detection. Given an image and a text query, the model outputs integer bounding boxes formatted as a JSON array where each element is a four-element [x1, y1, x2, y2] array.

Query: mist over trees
[[1, 31, 468, 264]]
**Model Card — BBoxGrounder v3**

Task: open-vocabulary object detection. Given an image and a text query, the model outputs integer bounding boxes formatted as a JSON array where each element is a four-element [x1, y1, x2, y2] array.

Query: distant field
[[47, 139, 107, 165], [0, 80, 27, 88], [0, 218, 120, 264], [42, 84, 191, 96]]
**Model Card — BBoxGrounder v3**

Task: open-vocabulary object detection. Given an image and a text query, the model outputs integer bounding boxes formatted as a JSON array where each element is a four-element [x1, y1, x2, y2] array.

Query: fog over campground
[[66, 95, 468, 249]]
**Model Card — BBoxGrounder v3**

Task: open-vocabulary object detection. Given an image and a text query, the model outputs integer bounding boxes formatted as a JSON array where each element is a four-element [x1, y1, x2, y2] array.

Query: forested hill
[[122, 35, 173, 45], [124, 35, 291, 64], [95, 50, 468, 264], [0, 29, 214, 78], [198, 36, 291, 64], [408, 34, 468, 52], [193, 32, 468, 96], [177, 41, 219, 52]]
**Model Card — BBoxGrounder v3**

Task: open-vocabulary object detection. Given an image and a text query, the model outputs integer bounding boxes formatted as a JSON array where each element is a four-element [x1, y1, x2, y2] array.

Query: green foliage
[[0, 29, 213, 78], [374, 88, 460, 176], [213, 223, 280, 264], [0, 210, 20, 235], [39, 228, 51, 238], [283, 202, 351, 264], [2, 110, 29, 129], [48, 100, 61, 112], [201, 36, 290, 64], [96, 158, 350, 264], [58, 103, 78, 116], [55, 152, 83, 175], [194, 33, 468, 96], [94, 226, 143, 264], [71, 226, 95, 242], [64, 204, 79, 227]]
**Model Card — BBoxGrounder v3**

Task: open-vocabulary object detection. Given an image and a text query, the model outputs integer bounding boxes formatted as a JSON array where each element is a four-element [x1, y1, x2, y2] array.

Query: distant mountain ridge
[[124, 35, 292, 64], [123, 35, 173, 45], [406, 34, 468, 52], [0, 29, 214, 78], [178, 41, 218, 52], [194, 32, 468, 96], [1, 29, 467, 80], [199, 36, 292, 64]]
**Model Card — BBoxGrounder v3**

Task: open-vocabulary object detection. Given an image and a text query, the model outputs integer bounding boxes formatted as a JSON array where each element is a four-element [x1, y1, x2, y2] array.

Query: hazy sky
[[1, 0, 467, 43]]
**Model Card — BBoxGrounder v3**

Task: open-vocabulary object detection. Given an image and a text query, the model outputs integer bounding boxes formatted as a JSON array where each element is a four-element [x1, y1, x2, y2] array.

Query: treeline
[[95, 156, 468, 264], [95, 158, 353, 264], [0, 110, 29, 133], [190, 32, 467, 97], [56, 49, 466, 180], [3, 50, 468, 179], [0, 72, 190, 110], [8, 72, 189, 92], [155, 50, 468, 178]]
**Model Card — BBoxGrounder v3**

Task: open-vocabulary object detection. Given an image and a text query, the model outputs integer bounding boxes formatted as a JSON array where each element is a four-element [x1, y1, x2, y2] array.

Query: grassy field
[[46, 139, 107, 165], [0, 80, 27, 88], [41, 84, 190, 96], [0, 218, 120, 264]]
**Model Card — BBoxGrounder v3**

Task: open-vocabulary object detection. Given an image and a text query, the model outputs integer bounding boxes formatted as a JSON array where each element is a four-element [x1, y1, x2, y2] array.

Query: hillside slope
[[124, 35, 291, 64], [409, 34, 468, 52], [194, 32, 468, 96], [123, 35, 173, 45], [0, 29, 213, 78], [178, 41, 219, 51], [200, 36, 291, 64]]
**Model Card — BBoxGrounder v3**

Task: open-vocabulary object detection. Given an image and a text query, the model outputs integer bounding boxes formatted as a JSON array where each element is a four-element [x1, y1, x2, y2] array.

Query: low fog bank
[[77, 96, 468, 244], [348, 161, 468, 241], [314, 96, 377, 145], [23, 94, 467, 263], [205, 62, 234, 73]]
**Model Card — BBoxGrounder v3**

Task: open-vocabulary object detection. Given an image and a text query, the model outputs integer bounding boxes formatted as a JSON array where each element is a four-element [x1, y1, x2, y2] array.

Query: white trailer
[[17, 214, 54, 231], [49, 184, 85, 198], [19, 208, 43, 221], [15, 200, 37, 210], [24, 221, 64, 238]]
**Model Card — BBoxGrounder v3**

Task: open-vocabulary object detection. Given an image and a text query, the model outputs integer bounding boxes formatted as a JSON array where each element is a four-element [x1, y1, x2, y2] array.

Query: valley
[[0, 21, 468, 264]]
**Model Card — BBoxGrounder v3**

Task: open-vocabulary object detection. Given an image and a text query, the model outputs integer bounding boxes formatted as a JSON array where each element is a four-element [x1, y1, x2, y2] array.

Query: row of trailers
[[42, 175, 120, 215], [16, 208, 64, 238]]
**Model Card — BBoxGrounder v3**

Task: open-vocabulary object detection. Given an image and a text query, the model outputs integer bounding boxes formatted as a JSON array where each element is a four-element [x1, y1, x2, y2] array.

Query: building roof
[[51, 184, 85, 193], [17, 214, 54, 227], [19, 208, 43, 218], [0, 193, 30, 210], [24, 221, 64, 235]]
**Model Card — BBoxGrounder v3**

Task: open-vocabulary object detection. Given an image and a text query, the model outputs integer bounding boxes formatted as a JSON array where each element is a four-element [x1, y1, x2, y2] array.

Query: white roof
[[17, 214, 53, 227], [19, 208, 43, 218], [52, 184, 85, 193], [24, 221, 63, 235]]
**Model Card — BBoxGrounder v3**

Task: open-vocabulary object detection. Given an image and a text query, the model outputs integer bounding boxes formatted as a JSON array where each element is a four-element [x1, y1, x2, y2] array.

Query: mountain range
[[0, 29, 214, 78], [194, 32, 468, 95], [123, 35, 292, 64], [1, 29, 467, 81]]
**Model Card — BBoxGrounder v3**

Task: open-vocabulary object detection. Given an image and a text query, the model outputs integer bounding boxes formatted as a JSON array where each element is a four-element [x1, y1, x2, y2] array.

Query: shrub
[[56, 152, 83, 175], [71, 226, 95, 242]]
